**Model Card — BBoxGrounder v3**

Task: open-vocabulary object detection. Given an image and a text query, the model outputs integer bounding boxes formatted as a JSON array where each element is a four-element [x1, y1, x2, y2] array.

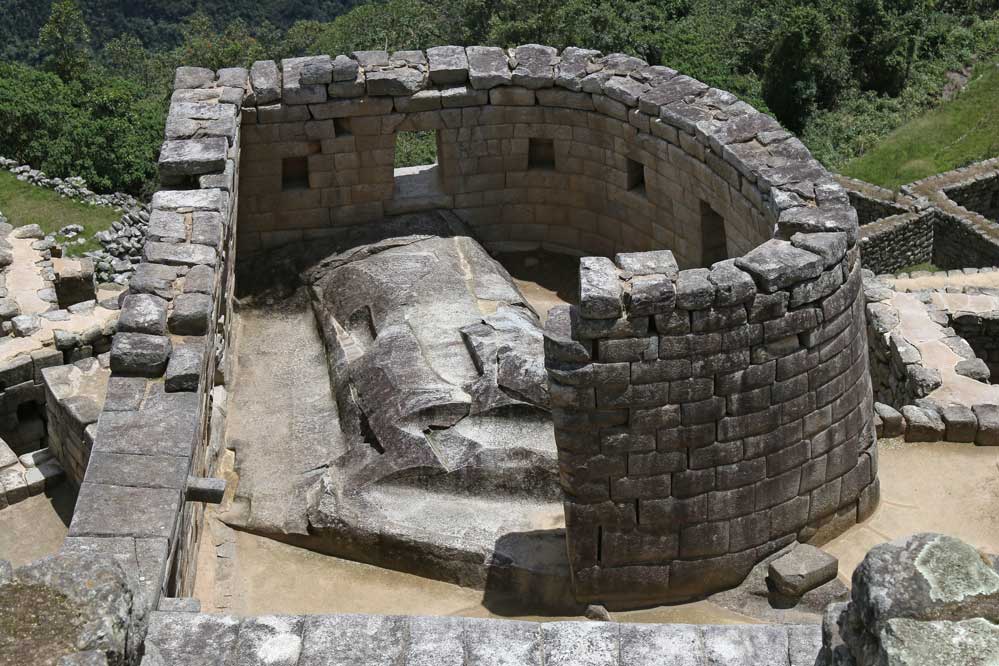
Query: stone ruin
[[0, 44, 996, 665]]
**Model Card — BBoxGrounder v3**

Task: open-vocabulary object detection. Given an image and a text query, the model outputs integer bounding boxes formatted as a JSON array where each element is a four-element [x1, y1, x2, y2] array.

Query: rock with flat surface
[[768, 544, 839, 598], [831, 533, 999, 665]]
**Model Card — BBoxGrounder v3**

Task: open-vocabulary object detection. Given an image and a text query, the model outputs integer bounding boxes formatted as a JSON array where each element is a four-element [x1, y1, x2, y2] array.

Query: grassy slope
[[0, 170, 119, 255], [840, 62, 999, 189]]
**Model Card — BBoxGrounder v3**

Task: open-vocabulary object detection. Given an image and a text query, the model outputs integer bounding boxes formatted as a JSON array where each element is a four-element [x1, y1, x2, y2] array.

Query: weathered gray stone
[[159, 138, 228, 177], [736, 239, 824, 292], [110, 333, 172, 377], [182, 264, 215, 294], [615, 250, 679, 278], [791, 232, 848, 269], [129, 263, 177, 300], [466, 46, 512, 89], [940, 404, 977, 443], [352, 50, 390, 68], [902, 405, 944, 442], [709, 260, 757, 306], [53, 257, 96, 308], [427, 46, 469, 84], [215, 67, 247, 88], [767, 543, 839, 597], [579, 256, 623, 319], [164, 342, 204, 392], [11, 314, 41, 337], [299, 55, 333, 85], [512, 44, 557, 89], [956, 358, 991, 382], [675, 268, 716, 310], [835, 533, 999, 665], [973, 404, 999, 446], [365, 66, 426, 96], [144, 242, 217, 267], [0, 553, 133, 666], [117, 294, 168, 336], [168, 293, 213, 336], [331, 55, 359, 82], [555, 47, 601, 91], [250, 60, 281, 104], [874, 402, 904, 438], [174, 66, 214, 89]]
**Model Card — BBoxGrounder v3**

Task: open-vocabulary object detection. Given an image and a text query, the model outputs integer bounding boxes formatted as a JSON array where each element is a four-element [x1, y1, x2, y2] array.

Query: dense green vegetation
[[1, 0, 997, 198], [841, 61, 999, 188], [0, 171, 119, 255]]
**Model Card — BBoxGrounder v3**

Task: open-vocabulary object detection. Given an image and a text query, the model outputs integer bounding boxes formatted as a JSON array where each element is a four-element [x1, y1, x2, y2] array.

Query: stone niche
[[225, 45, 877, 608]]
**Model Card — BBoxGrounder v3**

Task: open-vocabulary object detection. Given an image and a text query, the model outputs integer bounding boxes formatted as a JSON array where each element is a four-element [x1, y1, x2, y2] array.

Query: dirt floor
[[822, 438, 999, 581], [192, 434, 999, 621], [493, 250, 579, 322], [0, 484, 75, 568]]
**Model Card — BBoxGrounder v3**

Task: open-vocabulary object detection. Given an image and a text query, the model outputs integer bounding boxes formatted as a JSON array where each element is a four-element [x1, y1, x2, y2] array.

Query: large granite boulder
[[274, 212, 566, 591], [307, 215, 554, 493], [822, 533, 999, 665]]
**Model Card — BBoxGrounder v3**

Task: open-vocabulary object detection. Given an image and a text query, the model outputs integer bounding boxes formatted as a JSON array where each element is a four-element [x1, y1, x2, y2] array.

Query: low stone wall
[[932, 210, 999, 269], [940, 160, 999, 221], [59, 65, 242, 630], [834, 175, 911, 226], [40, 356, 109, 486], [858, 212, 933, 275], [949, 310, 999, 379], [143, 611, 822, 665]]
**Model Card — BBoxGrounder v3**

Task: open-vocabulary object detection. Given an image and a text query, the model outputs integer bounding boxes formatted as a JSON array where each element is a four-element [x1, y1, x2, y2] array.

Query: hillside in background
[[0, 0, 361, 62], [841, 61, 999, 188]]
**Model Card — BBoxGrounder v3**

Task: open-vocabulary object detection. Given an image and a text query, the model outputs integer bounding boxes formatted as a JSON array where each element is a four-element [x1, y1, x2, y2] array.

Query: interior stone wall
[[944, 171, 999, 221], [235, 51, 774, 268]]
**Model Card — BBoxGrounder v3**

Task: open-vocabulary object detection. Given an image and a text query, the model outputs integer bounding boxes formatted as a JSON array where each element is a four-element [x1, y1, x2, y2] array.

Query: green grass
[[898, 262, 940, 274], [840, 62, 999, 189], [0, 170, 119, 255]]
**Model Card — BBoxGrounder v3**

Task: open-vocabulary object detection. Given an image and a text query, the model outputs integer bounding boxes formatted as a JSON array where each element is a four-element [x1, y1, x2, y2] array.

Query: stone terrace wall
[[235, 47, 777, 267], [941, 161, 999, 221], [858, 212, 934, 275], [58, 65, 242, 629], [834, 175, 911, 226]]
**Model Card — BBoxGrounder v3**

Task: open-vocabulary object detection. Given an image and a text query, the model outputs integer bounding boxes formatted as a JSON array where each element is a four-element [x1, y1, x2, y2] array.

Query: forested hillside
[[1, 0, 997, 196]]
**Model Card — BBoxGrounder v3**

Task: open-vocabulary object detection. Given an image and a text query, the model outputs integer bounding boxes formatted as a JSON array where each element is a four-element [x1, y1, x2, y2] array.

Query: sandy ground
[[194, 249, 999, 621], [493, 250, 579, 322], [0, 484, 75, 568], [192, 435, 999, 621], [823, 438, 999, 582]]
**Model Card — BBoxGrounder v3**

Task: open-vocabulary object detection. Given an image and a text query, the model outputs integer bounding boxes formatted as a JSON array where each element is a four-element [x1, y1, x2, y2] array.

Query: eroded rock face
[[823, 533, 999, 666], [0, 554, 133, 666], [306, 214, 556, 497]]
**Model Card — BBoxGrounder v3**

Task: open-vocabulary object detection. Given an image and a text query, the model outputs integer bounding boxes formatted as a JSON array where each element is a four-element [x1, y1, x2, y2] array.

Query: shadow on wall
[[482, 529, 583, 617]]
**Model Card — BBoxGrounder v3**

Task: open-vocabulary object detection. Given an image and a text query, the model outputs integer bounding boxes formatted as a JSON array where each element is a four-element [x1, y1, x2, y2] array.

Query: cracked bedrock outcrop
[[821, 533, 999, 665], [299, 213, 564, 587]]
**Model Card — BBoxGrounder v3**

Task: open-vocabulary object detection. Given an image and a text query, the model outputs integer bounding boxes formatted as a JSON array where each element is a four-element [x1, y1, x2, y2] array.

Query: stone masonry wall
[[943, 166, 999, 221], [835, 175, 911, 226], [226, 45, 878, 607], [58, 65, 242, 629], [858, 212, 934, 275], [235, 48, 775, 268], [547, 242, 877, 607]]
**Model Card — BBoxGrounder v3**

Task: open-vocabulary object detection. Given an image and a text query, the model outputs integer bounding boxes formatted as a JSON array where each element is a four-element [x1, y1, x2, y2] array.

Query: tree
[[103, 34, 152, 87], [850, 0, 933, 96], [762, 5, 850, 132], [38, 0, 92, 81]]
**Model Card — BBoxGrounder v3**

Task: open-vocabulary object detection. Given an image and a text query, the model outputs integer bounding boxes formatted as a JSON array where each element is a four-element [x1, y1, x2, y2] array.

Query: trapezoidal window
[[528, 138, 555, 170], [281, 156, 309, 191], [626, 158, 645, 195], [333, 117, 352, 136], [393, 131, 442, 199], [699, 200, 728, 267]]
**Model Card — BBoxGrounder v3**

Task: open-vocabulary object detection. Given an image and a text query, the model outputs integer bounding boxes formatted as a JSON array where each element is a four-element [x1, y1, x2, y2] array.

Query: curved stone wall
[[232, 45, 878, 607], [235, 47, 774, 267]]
